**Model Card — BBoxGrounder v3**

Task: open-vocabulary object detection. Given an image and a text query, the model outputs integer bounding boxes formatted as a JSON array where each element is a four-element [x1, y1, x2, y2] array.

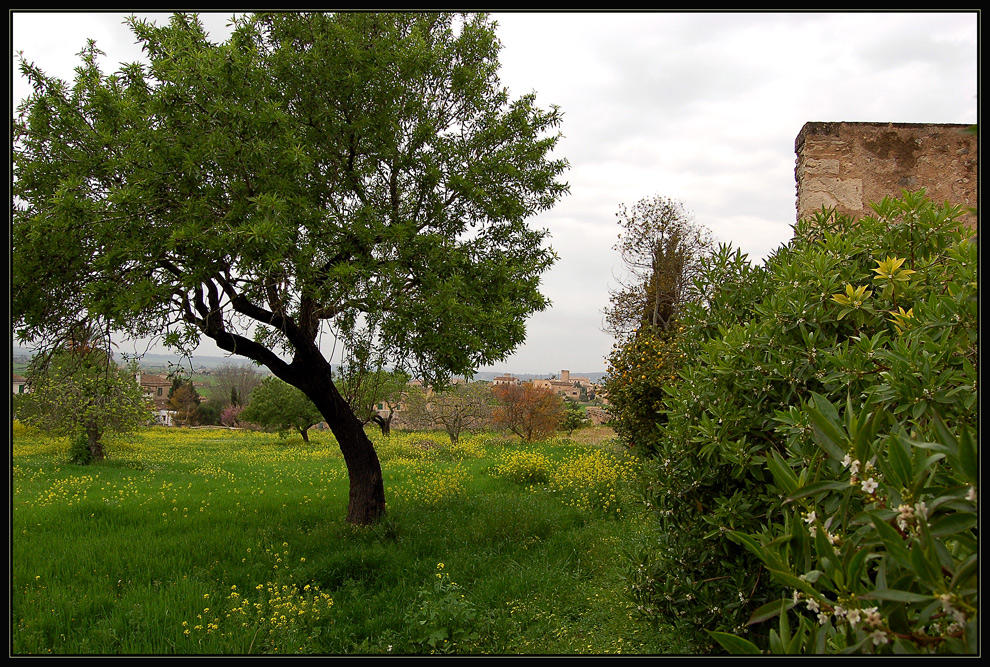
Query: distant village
[[12, 348, 610, 429]]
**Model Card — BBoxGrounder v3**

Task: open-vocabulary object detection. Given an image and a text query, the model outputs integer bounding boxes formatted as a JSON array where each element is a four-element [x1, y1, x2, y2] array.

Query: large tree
[[603, 196, 714, 339], [12, 12, 568, 524]]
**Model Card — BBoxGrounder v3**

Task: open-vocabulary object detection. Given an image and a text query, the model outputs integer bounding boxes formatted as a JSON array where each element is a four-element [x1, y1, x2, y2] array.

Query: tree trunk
[[203, 328, 386, 525], [289, 354, 386, 526], [87, 423, 105, 462], [372, 413, 392, 438]]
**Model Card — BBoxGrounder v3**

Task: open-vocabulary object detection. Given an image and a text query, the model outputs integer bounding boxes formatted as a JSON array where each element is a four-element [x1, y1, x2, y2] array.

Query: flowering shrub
[[220, 404, 244, 427], [387, 459, 469, 507], [492, 450, 553, 485], [627, 191, 977, 652], [602, 326, 683, 455], [715, 396, 978, 654], [549, 449, 636, 514]]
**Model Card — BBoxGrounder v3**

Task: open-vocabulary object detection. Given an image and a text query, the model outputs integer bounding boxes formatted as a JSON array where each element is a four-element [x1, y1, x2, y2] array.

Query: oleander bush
[[623, 191, 977, 653]]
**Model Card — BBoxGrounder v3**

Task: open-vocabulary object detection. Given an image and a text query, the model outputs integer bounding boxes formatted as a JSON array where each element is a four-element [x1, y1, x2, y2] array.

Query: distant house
[[491, 375, 520, 387], [136, 372, 174, 426], [12, 373, 29, 395], [534, 370, 588, 400]]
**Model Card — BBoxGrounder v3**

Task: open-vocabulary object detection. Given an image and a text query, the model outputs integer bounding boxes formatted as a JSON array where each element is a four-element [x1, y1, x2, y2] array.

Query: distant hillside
[[12, 347, 604, 381], [471, 371, 607, 384]]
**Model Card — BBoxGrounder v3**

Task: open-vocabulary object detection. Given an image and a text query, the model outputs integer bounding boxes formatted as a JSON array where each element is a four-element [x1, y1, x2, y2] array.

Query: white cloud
[[12, 11, 978, 373]]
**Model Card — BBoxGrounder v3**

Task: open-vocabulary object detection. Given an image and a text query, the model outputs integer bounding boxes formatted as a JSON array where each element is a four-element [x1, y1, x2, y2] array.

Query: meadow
[[11, 422, 685, 655]]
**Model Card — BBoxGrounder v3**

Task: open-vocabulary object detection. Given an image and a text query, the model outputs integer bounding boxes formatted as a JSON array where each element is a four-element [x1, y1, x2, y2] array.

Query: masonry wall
[[795, 122, 977, 227]]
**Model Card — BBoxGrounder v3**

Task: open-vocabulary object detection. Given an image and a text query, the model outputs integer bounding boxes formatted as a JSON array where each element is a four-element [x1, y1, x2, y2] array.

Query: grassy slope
[[11, 424, 687, 655]]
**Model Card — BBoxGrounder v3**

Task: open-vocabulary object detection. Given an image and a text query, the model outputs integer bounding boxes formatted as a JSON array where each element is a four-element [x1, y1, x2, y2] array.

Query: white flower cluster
[[842, 454, 879, 495], [895, 501, 928, 534], [803, 509, 839, 545], [793, 589, 889, 645], [938, 593, 969, 629]]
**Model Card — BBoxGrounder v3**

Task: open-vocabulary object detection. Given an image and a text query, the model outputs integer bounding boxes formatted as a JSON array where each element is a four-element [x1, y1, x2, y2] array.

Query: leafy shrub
[[625, 192, 977, 652], [603, 326, 684, 455], [68, 430, 95, 465], [715, 397, 978, 655], [405, 563, 480, 654]]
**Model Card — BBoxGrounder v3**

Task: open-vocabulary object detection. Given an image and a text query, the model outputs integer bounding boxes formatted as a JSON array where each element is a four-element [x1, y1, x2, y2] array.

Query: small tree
[[195, 399, 222, 426], [493, 383, 564, 442], [240, 376, 323, 442], [560, 400, 589, 436], [20, 350, 150, 463], [168, 378, 201, 426], [402, 382, 494, 444]]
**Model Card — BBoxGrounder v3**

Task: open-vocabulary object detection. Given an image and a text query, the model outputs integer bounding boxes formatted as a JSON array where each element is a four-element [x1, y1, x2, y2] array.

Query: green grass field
[[11, 423, 685, 655]]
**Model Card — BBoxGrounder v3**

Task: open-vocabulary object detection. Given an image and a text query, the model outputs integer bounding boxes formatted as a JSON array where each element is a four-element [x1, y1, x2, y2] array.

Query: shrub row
[[612, 192, 977, 653]]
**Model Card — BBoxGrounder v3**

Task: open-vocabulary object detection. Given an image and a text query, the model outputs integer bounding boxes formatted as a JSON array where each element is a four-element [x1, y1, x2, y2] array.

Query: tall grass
[[11, 423, 686, 655]]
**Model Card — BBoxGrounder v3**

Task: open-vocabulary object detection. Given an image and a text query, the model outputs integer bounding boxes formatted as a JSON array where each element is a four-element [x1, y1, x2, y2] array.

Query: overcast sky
[[11, 11, 979, 375]]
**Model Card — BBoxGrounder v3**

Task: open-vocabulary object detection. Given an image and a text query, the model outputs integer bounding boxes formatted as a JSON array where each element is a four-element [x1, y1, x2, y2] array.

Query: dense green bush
[[624, 191, 977, 652], [603, 326, 683, 455]]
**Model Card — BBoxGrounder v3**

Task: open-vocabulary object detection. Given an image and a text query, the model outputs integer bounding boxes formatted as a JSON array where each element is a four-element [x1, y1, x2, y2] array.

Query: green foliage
[[194, 400, 223, 426], [405, 563, 480, 654], [560, 401, 590, 436], [67, 431, 95, 466], [12, 11, 567, 387], [20, 350, 151, 463], [718, 399, 978, 655], [626, 191, 977, 652], [602, 326, 683, 454], [240, 377, 323, 442]]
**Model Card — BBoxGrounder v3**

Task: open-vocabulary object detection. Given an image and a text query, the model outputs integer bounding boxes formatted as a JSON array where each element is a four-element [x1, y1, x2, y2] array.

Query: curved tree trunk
[[289, 353, 386, 525], [199, 307, 386, 525], [372, 413, 392, 438]]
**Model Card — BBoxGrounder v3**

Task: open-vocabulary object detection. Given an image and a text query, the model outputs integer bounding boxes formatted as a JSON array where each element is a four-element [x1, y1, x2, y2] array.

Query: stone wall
[[795, 122, 977, 226]]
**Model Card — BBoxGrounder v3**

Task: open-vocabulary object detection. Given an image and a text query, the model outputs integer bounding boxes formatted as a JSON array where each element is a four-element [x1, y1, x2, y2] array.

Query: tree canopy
[[240, 376, 324, 442], [20, 348, 150, 463], [13, 12, 568, 524], [604, 196, 714, 339]]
